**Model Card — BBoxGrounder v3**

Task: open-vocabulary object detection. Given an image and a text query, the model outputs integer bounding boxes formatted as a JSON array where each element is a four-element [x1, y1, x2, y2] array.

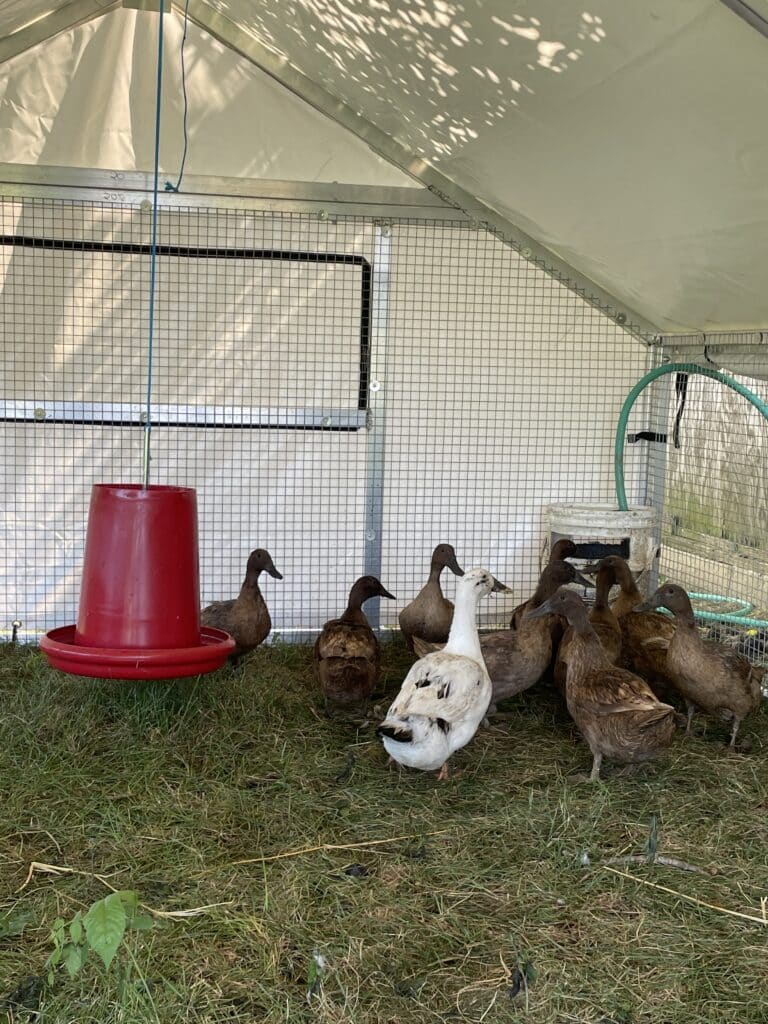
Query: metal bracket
[[363, 225, 391, 629]]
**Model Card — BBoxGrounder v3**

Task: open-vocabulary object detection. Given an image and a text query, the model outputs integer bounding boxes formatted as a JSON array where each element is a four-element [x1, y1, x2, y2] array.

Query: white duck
[[377, 567, 507, 780]]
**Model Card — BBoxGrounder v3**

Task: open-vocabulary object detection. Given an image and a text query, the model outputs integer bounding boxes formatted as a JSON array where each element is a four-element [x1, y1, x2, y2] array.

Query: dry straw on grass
[[0, 640, 766, 1023]]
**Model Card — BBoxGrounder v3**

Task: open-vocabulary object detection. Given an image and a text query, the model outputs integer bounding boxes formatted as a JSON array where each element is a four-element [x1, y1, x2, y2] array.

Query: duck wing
[[315, 620, 378, 662], [509, 600, 529, 630], [481, 625, 553, 699], [573, 667, 674, 721], [200, 599, 235, 628], [387, 651, 490, 724], [412, 636, 443, 659]]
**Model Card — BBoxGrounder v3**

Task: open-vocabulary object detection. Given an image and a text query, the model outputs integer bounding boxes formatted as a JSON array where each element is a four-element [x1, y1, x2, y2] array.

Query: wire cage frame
[[640, 361, 768, 662], [1, 181, 660, 643]]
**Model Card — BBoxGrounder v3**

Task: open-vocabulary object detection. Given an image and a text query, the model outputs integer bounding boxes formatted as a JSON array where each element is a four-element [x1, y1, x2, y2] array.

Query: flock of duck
[[201, 541, 764, 782]]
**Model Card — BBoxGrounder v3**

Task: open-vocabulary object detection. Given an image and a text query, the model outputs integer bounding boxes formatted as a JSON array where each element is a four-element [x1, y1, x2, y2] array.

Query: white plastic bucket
[[544, 503, 660, 593]]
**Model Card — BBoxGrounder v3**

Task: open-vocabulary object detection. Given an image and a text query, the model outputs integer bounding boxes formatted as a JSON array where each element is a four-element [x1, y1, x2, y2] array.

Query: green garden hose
[[614, 362, 768, 629]]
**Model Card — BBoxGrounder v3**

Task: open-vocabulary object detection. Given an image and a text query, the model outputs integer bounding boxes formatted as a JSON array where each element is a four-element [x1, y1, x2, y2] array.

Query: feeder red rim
[[40, 625, 235, 665]]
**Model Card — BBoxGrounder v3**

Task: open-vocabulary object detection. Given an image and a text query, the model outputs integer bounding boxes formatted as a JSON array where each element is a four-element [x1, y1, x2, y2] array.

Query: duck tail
[[376, 722, 413, 744]]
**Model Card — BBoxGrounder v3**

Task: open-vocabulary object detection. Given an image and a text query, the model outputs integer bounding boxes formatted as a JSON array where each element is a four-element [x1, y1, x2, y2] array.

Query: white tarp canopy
[[1, 0, 768, 334]]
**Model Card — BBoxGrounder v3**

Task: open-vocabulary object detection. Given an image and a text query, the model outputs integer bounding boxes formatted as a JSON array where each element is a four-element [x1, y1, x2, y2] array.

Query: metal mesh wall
[[0, 194, 653, 640], [642, 365, 768, 658]]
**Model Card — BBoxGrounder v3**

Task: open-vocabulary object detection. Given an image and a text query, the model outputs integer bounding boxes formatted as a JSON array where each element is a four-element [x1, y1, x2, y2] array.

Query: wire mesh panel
[[642, 363, 768, 659], [1, 192, 654, 640], [0, 197, 375, 637], [380, 222, 653, 627]]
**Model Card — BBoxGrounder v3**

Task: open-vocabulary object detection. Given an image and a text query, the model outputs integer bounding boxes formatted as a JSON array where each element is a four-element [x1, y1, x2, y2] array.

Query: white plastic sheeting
[[0, 7, 414, 185], [1, 2, 768, 333], [189, 0, 768, 335]]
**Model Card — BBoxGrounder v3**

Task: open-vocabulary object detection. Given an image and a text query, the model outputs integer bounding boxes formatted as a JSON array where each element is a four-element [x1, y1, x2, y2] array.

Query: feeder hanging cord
[[614, 361, 768, 629], [143, 0, 166, 488]]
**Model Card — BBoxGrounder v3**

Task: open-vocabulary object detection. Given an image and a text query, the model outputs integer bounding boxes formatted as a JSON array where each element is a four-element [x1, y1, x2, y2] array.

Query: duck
[[637, 583, 762, 747], [584, 555, 677, 699], [201, 548, 282, 661], [313, 576, 395, 709], [377, 568, 507, 780], [508, 538, 578, 629], [398, 543, 464, 651], [553, 557, 621, 692], [413, 560, 588, 713], [528, 588, 677, 780]]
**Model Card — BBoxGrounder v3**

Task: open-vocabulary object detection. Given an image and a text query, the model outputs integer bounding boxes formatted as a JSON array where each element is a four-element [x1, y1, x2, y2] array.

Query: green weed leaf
[[129, 914, 154, 932], [0, 910, 32, 939], [646, 814, 659, 862], [114, 890, 139, 917], [69, 912, 83, 945], [84, 893, 127, 969], [63, 942, 88, 979]]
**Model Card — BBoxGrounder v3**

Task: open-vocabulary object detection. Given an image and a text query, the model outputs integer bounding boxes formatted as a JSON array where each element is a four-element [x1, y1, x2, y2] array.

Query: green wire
[[614, 362, 768, 630]]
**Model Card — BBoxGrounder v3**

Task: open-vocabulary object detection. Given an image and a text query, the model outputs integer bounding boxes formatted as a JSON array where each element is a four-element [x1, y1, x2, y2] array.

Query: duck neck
[[428, 560, 445, 585], [529, 571, 557, 609], [240, 570, 263, 600], [593, 570, 612, 612], [342, 585, 370, 623], [612, 570, 641, 616], [444, 584, 482, 661], [569, 617, 607, 672], [671, 602, 697, 630]]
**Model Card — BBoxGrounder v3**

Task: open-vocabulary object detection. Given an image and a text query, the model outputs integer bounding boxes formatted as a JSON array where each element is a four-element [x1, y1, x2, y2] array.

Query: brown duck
[[586, 555, 677, 699], [314, 576, 395, 708], [554, 557, 621, 692], [637, 583, 762, 747], [201, 548, 282, 660], [399, 543, 464, 651], [529, 588, 677, 780], [508, 538, 578, 629], [414, 561, 590, 713]]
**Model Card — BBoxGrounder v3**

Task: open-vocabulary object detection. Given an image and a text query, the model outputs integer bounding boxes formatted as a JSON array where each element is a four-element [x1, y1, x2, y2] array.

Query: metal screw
[[139, 199, 153, 213], [381, 225, 391, 237], [33, 407, 46, 420], [365, 529, 376, 541], [318, 209, 328, 221], [139, 411, 149, 423], [370, 380, 382, 392], [321, 416, 332, 428], [520, 246, 532, 259], [616, 313, 627, 325]]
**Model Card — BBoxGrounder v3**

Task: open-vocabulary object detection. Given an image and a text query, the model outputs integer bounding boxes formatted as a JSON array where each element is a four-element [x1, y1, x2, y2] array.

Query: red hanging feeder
[[40, 484, 234, 679], [39, 15, 234, 679]]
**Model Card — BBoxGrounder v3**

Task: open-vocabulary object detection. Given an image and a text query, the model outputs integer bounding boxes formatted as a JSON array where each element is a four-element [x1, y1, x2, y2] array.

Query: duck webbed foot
[[728, 716, 742, 749], [685, 701, 696, 734], [435, 762, 450, 782]]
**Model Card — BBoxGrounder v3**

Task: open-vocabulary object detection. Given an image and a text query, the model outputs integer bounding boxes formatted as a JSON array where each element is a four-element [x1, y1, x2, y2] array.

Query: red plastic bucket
[[75, 484, 201, 650]]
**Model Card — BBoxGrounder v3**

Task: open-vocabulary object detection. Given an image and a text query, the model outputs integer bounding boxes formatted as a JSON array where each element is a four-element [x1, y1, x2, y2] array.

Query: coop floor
[[0, 644, 766, 1024]]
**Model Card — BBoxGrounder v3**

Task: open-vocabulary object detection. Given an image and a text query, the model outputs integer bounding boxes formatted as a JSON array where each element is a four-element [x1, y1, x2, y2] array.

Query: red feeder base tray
[[40, 625, 235, 680]]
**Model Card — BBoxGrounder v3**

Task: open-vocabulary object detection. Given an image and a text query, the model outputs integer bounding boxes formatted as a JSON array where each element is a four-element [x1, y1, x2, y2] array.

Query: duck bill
[[267, 563, 283, 580], [634, 599, 657, 613], [491, 577, 511, 593], [525, 598, 553, 620], [579, 561, 602, 574], [574, 571, 595, 588], [448, 554, 465, 577], [379, 586, 396, 600]]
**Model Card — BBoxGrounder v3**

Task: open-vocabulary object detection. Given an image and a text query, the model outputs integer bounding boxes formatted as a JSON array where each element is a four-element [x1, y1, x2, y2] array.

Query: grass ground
[[0, 640, 766, 1024]]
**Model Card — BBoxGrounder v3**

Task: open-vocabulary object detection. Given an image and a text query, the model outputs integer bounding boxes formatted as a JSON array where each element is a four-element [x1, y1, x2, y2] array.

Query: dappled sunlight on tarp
[[0, 7, 414, 185], [205, 0, 607, 160]]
